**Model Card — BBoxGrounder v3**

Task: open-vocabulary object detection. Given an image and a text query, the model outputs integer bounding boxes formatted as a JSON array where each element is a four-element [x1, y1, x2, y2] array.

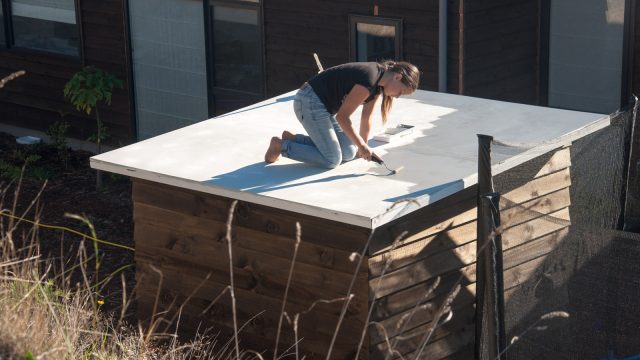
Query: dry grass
[[0, 175, 243, 360], [0, 172, 454, 359]]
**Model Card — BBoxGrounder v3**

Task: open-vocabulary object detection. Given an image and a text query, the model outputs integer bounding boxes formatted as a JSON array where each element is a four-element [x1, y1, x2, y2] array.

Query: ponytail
[[379, 60, 421, 125], [381, 91, 393, 126]]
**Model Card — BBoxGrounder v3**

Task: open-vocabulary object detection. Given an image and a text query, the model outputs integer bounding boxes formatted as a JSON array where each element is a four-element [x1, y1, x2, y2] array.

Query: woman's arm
[[359, 95, 379, 143], [335, 84, 374, 160]]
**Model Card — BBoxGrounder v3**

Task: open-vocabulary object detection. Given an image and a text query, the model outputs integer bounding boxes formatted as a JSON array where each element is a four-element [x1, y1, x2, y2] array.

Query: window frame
[[348, 14, 403, 63], [0, 0, 84, 61], [205, 0, 265, 116]]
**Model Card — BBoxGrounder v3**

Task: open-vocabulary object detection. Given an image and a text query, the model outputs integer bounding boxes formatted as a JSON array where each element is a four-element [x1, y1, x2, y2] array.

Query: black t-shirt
[[307, 62, 384, 114]]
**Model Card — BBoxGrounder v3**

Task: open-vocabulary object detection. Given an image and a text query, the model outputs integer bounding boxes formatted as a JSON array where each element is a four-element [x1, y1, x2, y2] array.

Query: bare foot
[[282, 130, 295, 141], [265, 137, 282, 163]]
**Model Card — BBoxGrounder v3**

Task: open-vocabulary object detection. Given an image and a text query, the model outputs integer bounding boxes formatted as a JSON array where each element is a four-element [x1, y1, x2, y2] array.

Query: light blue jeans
[[281, 84, 357, 169]]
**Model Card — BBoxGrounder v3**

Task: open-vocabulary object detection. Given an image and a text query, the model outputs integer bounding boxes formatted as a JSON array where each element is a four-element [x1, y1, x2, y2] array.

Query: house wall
[[262, 0, 440, 97], [0, 0, 133, 146], [131, 178, 370, 359], [453, 0, 540, 105], [634, 0, 640, 97]]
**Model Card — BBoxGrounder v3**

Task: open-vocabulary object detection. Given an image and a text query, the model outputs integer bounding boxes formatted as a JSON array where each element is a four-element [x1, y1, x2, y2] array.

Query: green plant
[[0, 147, 57, 181], [63, 66, 123, 155], [46, 120, 70, 169], [63, 66, 123, 188]]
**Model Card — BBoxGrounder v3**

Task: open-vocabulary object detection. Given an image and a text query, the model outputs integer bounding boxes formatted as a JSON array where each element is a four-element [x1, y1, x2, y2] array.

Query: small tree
[[64, 66, 123, 154], [64, 66, 123, 188]]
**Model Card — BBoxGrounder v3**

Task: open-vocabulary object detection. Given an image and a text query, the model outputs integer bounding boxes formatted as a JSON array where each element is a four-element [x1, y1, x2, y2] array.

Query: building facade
[[0, 0, 637, 143]]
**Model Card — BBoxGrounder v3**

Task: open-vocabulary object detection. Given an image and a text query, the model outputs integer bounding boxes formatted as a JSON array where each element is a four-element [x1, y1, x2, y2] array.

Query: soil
[[0, 131, 135, 317]]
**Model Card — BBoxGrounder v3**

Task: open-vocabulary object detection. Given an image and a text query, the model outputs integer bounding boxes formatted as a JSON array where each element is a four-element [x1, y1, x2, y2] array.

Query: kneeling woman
[[265, 61, 420, 168]]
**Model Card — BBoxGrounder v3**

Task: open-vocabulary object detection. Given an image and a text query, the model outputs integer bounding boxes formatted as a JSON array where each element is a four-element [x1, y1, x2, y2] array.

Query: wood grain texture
[[133, 179, 371, 253], [131, 144, 578, 359], [135, 260, 364, 358]]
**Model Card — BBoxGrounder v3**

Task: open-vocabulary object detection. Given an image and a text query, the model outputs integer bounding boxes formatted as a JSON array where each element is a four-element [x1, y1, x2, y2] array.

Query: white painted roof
[[90, 90, 609, 229]]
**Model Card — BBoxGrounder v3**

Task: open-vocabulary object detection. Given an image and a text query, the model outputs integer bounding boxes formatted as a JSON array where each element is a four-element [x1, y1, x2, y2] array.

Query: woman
[[265, 60, 420, 168]]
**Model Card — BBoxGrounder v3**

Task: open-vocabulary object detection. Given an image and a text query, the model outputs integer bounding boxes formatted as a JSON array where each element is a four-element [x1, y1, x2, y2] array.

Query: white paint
[[91, 90, 609, 229]]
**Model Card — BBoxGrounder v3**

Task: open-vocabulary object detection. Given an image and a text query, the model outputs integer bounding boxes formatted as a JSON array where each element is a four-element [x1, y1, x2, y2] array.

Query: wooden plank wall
[[367, 146, 572, 359], [447, 0, 462, 95], [263, 0, 439, 97], [0, 0, 133, 145], [455, 0, 540, 105], [495, 147, 572, 296], [131, 179, 371, 359], [633, 0, 640, 97]]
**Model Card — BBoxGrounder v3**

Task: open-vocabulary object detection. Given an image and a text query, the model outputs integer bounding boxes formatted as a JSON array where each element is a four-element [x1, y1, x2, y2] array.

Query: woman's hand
[[358, 143, 373, 161]]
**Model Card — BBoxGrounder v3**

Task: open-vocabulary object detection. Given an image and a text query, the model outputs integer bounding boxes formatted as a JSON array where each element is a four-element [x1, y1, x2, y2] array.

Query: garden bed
[[0, 131, 134, 315]]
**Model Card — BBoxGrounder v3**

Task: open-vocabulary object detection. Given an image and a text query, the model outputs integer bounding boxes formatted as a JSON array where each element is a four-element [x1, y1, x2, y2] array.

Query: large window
[[543, 0, 626, 114], [208, 0, 264, 115], [128, 0, 209, 140], [0, 0, 80, 56], [349, 15, 402, 62], [127, 0, 263, 139]]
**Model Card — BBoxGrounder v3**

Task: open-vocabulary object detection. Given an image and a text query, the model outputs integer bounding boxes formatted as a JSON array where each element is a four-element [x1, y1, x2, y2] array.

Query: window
[[128, 0, 209, 140], [542, 0, 626, 113], [208, 0, 264, 115], [349, 15, 402, 62], [0, 0, 80, 56]]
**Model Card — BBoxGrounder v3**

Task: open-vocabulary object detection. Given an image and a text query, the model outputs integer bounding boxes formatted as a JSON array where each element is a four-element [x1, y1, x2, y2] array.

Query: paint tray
[[373, 124, 414, 143]]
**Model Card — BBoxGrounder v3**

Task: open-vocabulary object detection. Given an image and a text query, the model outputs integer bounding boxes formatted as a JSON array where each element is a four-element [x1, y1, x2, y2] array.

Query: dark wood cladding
[[0, 0, 133, 146], [263, 0, 440, 97], [633, 0, 640, 96], [453, 0, 540, 105], [132, 178, 370, 360], [129, 145, 575, 359]]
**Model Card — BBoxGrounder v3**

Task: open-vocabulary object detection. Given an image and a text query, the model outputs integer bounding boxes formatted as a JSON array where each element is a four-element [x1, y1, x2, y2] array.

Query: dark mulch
[[0, 131, 135, 317]]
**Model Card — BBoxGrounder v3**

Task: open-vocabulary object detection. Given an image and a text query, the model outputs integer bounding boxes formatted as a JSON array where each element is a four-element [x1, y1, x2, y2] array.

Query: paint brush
[[371, 153, 402, 175]]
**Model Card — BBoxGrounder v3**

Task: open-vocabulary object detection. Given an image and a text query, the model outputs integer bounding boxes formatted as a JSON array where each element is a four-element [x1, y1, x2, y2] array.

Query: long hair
[[380, 60, 420, 125]]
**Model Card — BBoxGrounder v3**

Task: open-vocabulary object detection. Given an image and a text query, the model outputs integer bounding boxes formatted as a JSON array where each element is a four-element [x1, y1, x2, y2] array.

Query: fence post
[[476, 135, 507, 360]]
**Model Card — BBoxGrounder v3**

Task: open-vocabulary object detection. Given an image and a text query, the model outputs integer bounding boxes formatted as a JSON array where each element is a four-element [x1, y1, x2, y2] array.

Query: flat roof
[[91, 90, 609, 229]]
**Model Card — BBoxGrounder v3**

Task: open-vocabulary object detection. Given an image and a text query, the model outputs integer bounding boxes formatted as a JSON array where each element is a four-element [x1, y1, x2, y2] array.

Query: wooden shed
[[90, 90, 608, 359]]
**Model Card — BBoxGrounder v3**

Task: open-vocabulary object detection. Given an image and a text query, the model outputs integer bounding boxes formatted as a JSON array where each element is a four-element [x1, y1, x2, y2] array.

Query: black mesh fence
[[481, 106, 640, 359]]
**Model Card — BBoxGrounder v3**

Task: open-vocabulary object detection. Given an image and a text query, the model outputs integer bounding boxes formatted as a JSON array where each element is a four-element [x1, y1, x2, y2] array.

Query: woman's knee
[[341, 145, 357, 162], [323, 153, 342, 168]]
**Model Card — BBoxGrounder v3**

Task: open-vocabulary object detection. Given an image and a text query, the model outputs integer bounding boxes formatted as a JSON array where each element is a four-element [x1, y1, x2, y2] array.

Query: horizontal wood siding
[[447, 0, 462, 95], [263, 0, 439, 97], [130, 149, 573, 359], [0, 0, 133, 145], [633, 0, 640, 96], [368, 146, 571, 359], [132, 179, 370, 359], [459, 0, 540, 105]]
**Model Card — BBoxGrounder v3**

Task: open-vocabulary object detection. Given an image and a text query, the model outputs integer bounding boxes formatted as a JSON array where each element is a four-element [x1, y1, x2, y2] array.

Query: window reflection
[[11, 0, 79, 56]]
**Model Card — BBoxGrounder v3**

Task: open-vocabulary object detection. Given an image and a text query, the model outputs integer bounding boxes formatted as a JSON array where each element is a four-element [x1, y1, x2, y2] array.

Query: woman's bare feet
[[282, 130, 295, 141], [265, 137, 282, 163]]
